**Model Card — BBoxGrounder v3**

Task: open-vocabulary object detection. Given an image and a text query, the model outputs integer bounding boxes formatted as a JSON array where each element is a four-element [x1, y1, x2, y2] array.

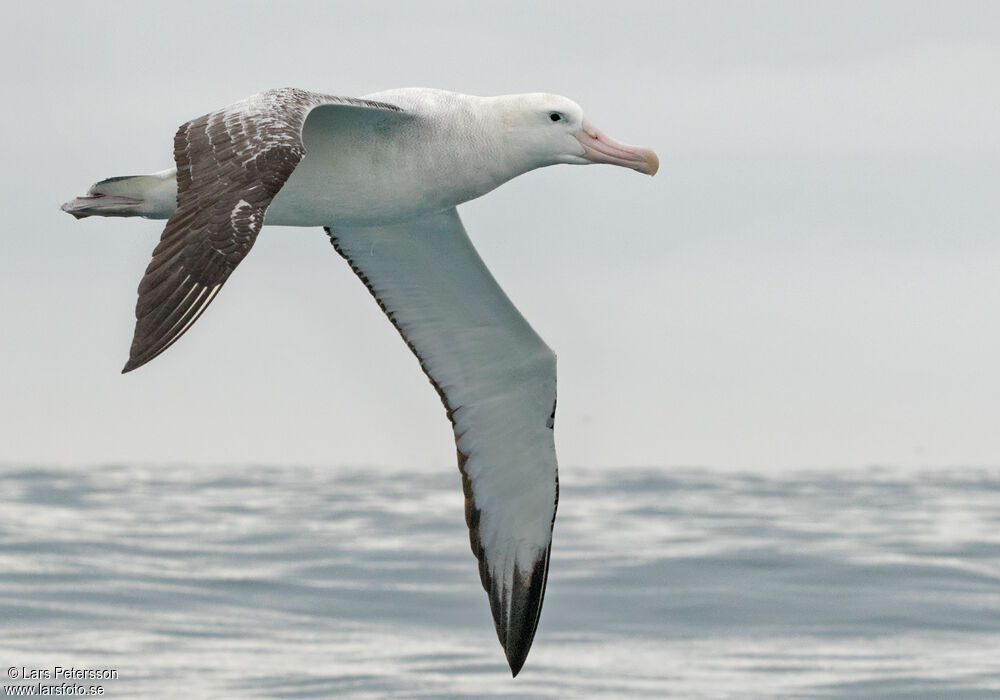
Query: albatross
[[61, 87, 658, 675]]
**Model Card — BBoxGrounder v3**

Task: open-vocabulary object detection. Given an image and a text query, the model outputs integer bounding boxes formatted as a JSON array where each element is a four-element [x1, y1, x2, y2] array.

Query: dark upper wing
[[122, 88, 403, 372], [327, 209, 559, 676]]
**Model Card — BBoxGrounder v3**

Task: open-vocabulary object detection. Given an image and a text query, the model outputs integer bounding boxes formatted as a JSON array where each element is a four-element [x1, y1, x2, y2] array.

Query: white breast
[[266, 90, 512, 227]]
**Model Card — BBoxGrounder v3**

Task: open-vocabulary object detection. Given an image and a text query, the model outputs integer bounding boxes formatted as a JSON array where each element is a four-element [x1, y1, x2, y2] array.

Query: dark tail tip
[[60, 199, 94, 219], [61, 193, 144, 219]]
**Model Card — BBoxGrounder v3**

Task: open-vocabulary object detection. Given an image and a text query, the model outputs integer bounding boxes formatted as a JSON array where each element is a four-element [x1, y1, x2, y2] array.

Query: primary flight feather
[[62, 87, 658, 675]]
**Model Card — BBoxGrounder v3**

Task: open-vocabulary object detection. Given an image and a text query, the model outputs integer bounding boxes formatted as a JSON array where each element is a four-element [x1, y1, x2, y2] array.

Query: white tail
[[61, 170, 177, 219]]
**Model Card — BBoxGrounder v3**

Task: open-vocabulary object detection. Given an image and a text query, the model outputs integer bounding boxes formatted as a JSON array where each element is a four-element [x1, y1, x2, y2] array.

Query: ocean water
[[1, 464, 999, 699]]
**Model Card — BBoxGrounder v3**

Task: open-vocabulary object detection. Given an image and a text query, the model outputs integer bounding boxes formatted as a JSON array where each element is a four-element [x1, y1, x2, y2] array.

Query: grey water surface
[[1, 464, 999, 698]]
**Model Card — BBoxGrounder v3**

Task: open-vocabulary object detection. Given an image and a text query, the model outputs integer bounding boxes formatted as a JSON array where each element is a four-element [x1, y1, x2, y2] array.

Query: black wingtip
[[501, 612, 538, 677], [122, 353, 153, 373], [493, 551, 551, 678], [506, 647, 529, 677]]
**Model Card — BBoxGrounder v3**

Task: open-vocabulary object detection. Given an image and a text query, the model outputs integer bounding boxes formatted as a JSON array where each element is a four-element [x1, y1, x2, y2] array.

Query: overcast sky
[[2, 2, 998, 471]]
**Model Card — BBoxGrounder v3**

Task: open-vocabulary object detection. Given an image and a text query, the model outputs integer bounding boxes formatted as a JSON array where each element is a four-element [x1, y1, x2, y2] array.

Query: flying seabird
[[61, 87, 658, 675]]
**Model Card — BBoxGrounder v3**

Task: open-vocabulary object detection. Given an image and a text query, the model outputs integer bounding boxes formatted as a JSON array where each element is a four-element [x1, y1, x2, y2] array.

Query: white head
[[496, 93, 658, 176]]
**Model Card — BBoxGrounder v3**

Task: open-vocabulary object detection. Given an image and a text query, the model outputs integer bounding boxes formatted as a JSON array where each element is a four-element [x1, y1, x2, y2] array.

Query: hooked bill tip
[[640, 148, 659, 176]]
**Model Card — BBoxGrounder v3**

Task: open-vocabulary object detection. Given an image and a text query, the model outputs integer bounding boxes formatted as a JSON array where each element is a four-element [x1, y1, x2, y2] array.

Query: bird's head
[[498, 93, 658, 176]]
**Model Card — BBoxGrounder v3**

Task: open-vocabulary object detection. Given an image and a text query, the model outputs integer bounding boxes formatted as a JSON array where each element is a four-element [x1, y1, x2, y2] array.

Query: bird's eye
[[549, 112, 562, 122]]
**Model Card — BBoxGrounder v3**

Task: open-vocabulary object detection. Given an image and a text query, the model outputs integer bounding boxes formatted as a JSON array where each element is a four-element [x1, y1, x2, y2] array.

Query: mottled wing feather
[[327, 209, 559, 676], [123, 88, 403, 372]]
